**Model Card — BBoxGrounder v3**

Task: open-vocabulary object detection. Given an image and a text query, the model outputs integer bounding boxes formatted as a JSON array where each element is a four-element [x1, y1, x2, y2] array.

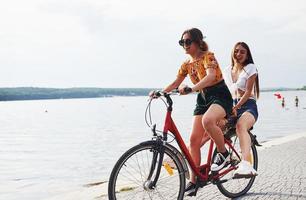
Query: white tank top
[[223, 64, 258, 99]]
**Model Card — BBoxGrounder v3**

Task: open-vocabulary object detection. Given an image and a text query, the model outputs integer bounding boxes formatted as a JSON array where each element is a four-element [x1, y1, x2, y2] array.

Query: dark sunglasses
[[179, 39, 193, 47]]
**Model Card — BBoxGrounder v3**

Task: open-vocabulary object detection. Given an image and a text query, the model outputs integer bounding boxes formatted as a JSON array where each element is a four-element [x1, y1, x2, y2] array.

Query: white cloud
[[0, 0, 305, 88]]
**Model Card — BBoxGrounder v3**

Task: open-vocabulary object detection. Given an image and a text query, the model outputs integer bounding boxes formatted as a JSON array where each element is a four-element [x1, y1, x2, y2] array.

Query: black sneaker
[[185, 182, 198, 196], [211, 151, 230, 172]]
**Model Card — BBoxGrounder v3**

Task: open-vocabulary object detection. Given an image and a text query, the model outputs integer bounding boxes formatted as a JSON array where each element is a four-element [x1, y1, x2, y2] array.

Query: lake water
[[0, 90, 306, 199]]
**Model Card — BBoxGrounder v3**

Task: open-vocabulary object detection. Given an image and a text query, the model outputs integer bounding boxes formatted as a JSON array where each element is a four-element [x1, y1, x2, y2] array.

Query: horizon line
[[0, 86, 305, 89]]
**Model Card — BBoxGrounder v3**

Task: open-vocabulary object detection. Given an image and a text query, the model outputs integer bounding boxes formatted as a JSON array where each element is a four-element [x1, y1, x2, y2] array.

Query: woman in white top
[[224, 42, 259, 177]]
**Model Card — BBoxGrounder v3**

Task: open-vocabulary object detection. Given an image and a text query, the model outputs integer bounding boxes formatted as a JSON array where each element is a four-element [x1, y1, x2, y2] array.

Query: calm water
[[0, 91, 306, 199]]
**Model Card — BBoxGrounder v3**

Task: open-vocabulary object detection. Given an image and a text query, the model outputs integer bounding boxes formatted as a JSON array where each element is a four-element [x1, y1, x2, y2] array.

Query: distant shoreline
[[0, 87, 158, 101], [0, 87, 305, 101]]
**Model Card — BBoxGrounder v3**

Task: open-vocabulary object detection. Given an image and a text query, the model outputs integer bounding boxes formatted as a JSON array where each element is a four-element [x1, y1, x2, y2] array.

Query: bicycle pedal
[[212, 178, 228, 185], [185, 187, 198, 197], [198, 181, 208, 188], [217, 179, 228, 184], [233, 173, 257, 179]]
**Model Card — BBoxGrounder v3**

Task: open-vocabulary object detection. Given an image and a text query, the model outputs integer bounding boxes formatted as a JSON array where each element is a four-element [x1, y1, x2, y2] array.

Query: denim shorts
[[234, 98, 258, 121], [193, 80, 233, 117]]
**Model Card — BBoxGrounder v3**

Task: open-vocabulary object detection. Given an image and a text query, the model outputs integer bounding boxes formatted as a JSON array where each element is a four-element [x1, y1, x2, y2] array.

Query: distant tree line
[[0, 87, 158, 101], [0, 86, 305, 101]]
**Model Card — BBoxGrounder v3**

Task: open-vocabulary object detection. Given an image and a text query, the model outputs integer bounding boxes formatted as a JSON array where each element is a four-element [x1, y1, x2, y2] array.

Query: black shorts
[[193, 80, 233, 117]]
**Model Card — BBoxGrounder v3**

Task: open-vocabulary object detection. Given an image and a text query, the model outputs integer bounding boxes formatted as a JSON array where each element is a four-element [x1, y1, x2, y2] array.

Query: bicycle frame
[[108, 92, 260, 200], [161, 95, 241, 182]]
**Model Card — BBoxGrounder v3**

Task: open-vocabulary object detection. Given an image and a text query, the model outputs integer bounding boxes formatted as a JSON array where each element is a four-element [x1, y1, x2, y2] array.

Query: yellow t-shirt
[[177, 51, 223, 85]]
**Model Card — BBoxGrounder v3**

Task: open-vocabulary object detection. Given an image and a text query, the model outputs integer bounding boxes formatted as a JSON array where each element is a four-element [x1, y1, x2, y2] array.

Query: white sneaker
[[233, 160, 258, 178]]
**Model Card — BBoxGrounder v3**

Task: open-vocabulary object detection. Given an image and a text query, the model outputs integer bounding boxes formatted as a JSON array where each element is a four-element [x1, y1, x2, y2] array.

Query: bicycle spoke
[[117, 169, 142, 187], [154, 187, 167, 200]]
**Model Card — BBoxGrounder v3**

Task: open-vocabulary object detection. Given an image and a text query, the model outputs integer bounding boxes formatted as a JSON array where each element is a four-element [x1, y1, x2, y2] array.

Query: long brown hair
[[231, 42, 260, 99], [181, 28, 208, 51]]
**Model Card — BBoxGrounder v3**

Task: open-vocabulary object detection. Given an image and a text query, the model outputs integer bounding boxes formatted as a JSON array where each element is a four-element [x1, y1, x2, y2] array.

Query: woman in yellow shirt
[[162, 28, 233, 195]]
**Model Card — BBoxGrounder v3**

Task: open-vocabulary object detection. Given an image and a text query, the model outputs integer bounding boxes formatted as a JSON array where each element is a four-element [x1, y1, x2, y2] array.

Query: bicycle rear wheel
[[215, 134, 258, 198], [108, 140, 186, 200]]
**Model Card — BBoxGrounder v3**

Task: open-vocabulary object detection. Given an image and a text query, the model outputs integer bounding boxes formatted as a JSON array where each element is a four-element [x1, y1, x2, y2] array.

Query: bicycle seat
[[225, 116, 253, 130], [225, 116, 238, 129]]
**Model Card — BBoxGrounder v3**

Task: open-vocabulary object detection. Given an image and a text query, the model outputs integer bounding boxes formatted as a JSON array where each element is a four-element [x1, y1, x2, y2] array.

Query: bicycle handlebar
[[150, 90, 178, 98], [151, 87, 192, 98]]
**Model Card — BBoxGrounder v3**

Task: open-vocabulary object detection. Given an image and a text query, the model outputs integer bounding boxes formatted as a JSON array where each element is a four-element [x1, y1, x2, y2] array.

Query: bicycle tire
[[214, 134, 258, 198], [108, 140, 186, 200]]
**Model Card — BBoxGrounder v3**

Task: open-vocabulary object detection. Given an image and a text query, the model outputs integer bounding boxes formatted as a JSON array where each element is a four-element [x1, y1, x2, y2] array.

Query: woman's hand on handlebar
[[149, 90, 164, 99], [178, 84, 193, 95], [149, 85, 191, 98]]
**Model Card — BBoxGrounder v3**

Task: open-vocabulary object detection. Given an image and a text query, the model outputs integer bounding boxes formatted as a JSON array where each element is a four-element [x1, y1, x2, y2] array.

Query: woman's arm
[[163, 76, 185, 93], [234, 74, 257, 109], [191, 68, 216, 92]]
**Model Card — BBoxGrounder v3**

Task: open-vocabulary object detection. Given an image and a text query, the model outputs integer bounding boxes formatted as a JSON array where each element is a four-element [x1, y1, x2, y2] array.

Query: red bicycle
[[108, 90, 260, 199]]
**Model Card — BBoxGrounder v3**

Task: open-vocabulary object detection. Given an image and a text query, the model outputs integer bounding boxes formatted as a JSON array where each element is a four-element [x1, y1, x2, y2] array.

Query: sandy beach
[[38, 132, 306, 200]]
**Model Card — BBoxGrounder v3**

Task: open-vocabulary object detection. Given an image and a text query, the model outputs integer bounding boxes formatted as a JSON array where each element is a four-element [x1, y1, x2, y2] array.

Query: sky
[[0, 0, 306, 88]]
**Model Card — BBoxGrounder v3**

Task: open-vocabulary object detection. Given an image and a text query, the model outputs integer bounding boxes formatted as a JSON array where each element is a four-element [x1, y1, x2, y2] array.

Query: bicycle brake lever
[[151, 124, 157, 136]]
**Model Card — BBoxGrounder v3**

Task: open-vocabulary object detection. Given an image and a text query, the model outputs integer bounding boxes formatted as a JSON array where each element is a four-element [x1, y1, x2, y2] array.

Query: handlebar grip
[[184, 87, 192, 94], [149, 90, 163, 97], [155, 91, 162, 97]]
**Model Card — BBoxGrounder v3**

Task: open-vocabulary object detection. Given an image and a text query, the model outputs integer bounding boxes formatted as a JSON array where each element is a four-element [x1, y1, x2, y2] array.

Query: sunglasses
[[179, 39, 193, 47]]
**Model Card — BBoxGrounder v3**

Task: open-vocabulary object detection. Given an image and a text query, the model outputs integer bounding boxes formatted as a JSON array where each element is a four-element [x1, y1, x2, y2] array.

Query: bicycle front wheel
[[215, 134, 258, 198], [108, 140, 186, 200]]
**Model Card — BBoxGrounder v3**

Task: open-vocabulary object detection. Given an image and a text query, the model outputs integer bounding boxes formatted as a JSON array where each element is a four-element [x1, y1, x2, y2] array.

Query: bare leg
[[236, 112, 256, 161], [202, 104, 227, 153], [189, 115, 208, 183], [200, 132, 210, 147]]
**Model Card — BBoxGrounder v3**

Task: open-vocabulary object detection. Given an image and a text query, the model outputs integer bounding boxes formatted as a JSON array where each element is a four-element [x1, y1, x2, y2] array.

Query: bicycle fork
[[143, 141, 165, 190]]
